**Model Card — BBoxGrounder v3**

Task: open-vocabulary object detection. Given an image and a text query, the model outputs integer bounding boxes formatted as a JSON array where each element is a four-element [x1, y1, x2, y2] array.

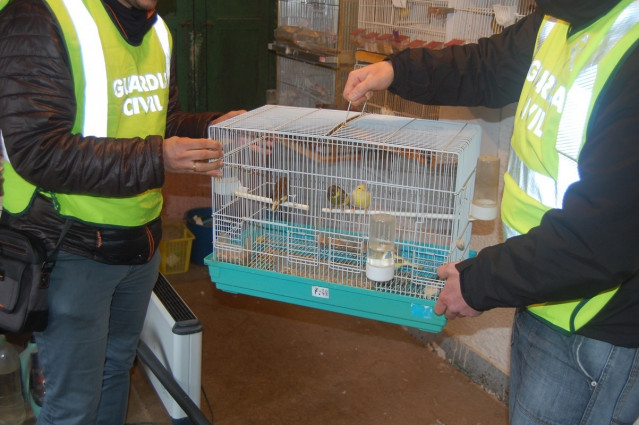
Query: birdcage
[[356, 0, 536, 52], [361, 71, 441, 119], [205, 105, 481, 332], [274, 0, 359, 63], [277, 56, 352, 109]]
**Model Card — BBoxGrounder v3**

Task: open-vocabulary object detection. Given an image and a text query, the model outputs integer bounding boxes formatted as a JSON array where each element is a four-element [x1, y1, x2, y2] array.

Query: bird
[[394, 253, 424, 270], [327, 185, 349, 207], [398, 5, 410, 19], [350, 184, 371, 209], [272, 177, 288, 211]]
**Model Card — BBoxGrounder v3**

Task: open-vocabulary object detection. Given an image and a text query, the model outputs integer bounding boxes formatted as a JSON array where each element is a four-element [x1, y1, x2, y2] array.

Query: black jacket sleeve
[[388, 11, 543, 108], [458, 45, 639, 314], [385, 8, 639, 329], [0, 0, 219, 198]]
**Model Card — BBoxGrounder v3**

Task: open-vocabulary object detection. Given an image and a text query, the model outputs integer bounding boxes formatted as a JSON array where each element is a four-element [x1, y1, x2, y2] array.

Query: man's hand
[[210, 109, 274, 154], [163, 137, 225, 177], [162, 110, 248, 177], [211, 109, 246, 125], [343, 61, 394, 106], [434, 262, 482, 320]]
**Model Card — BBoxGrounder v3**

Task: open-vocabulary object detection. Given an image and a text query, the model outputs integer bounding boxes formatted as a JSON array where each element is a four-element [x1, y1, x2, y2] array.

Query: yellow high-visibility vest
[[501, 0, 639, 333], [2, 0, 171, 227]]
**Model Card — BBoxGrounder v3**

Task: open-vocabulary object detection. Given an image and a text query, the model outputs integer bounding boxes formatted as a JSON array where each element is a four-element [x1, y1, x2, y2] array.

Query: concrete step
[[408, 308, 514, 403]]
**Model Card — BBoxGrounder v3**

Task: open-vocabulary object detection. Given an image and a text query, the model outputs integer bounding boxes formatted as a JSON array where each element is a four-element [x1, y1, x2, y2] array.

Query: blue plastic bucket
[[185, 207, 213, 266]]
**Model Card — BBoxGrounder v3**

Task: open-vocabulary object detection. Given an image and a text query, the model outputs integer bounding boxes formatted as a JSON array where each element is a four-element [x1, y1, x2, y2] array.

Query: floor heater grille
[[139, 274, 203, 423]]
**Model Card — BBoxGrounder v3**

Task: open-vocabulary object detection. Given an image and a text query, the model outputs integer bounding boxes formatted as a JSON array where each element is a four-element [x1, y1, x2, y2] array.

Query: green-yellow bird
[[350, 184, 371, 209], [327, 185, 349, 207]]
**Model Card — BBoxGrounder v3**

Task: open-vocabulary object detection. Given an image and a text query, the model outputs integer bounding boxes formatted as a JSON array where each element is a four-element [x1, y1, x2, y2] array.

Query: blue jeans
[[510, 309, 639, 425], [35, 250, 160, 425]]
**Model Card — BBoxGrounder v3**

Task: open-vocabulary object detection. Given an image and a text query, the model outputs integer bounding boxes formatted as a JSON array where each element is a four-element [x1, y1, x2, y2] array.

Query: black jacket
[[388, 6, 639, 347], [0, 0, 222, 264]]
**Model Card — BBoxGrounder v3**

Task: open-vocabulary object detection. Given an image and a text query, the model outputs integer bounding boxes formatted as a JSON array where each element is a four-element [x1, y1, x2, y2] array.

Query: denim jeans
[[510, 309, 639, 425], [35, 250, 160, 425]]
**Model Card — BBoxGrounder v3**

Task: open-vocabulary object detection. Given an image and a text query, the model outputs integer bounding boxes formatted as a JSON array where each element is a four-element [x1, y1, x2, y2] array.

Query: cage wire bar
[[353, 0, 535, 120], [206, 105, 481, 332], [357, 0, 536, 48], [359, 71, 441, 119], [274, 0, 360, 109], [275, 0, 360, 58], [277, 56, 352, 109]]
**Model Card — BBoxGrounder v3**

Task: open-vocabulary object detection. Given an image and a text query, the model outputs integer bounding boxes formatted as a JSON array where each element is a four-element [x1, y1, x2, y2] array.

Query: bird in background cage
[[271, 176, 288, 211], [327, 185, 349, 207]]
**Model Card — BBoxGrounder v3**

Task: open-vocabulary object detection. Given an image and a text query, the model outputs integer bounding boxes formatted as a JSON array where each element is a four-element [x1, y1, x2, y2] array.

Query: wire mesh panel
[[355, 62, 441, 119], [277, 56, 351, 109], [275, 0, 360, 59], [206, 105, 481, 332], [356, 0, 536, 51], [445, 0, 534, 42]]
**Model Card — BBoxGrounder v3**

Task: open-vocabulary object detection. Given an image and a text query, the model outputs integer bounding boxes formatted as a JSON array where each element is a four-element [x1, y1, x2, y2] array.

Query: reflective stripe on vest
[[501, 0, 639, 333], [533, 19, 557, 56], [2, 0, 171, 226], [62, 0, 108, 137]]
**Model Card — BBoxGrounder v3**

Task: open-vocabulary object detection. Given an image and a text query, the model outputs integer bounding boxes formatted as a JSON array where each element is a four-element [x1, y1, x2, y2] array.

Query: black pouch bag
[[0, 222, 70, 333]]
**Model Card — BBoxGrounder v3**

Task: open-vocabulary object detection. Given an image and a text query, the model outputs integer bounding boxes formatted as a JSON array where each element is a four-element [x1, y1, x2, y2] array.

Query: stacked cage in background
[[273, 0, 359, 110], [360, 85, 441, 120], [272, 0, 535, 114], [354, 0, 535, 119], [275, 0, 359, 61], [355, 0, 536, 50], [277, 56, 352, 109], [205, 105, 481, 332]]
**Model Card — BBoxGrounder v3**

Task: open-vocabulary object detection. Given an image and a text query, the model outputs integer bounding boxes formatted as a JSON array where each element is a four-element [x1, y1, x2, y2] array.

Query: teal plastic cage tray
[[205, 105, 482, 333], [204, 221, 471, 333], [206, 253, 446, 332]]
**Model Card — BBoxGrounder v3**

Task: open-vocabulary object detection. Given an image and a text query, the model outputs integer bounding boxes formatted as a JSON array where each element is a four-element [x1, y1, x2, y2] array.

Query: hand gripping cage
[[205, 105, 481, 332]]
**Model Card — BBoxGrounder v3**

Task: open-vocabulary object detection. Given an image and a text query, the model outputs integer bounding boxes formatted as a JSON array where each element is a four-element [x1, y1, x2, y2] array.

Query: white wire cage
[[275, 0, 360, 59], [276, 56, 352, 109], [355, 0, 536, 52], [206, 105, 481, 332], [360, 73, 441, 120]]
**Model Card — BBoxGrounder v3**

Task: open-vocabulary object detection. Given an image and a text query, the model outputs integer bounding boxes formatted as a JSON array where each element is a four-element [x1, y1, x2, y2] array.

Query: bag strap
[[40, 219, 73, 287], [45, 219, 72, 263]]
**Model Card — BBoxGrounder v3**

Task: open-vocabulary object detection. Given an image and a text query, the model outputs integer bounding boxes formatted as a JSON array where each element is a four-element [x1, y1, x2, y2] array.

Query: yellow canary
[[272, 177, 288, 211], [327, 185, 349, 207], [350, 184, 371, 209]]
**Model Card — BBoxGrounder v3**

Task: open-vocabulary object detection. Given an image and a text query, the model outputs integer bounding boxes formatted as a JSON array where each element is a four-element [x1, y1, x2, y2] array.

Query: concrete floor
[[125, 264, 507, 425]]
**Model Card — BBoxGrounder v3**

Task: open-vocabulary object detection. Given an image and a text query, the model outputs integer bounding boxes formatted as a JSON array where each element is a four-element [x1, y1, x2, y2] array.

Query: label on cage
[[410, 303, 434, 319], [311, 286, 330, 299], [391, 0, 407, 8]]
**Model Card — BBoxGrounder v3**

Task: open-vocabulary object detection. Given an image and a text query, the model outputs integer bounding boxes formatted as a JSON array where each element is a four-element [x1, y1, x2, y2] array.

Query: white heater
[[139, 274, 203, 423]]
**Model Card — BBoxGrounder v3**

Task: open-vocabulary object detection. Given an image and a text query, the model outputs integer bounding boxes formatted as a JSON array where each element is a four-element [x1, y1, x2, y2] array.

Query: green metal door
[[156, 0, 276, 113], [204, 1, 276, 112]]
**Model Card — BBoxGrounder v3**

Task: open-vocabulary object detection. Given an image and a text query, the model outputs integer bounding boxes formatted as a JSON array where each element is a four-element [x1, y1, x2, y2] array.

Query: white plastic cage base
[[206, 105, 481, 330]]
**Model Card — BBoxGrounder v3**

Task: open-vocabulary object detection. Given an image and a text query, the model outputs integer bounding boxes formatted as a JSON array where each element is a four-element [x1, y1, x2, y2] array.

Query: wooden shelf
[[354, 49, 388, 64]]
